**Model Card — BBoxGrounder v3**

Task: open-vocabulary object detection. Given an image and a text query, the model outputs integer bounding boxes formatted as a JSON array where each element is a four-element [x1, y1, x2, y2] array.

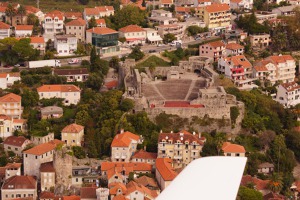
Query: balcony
[[174, 155, 183, 159], [232, 72, 244, 77], [121, 154, 127, 159], [114, 155, 120, 159], [174, 145, 182, 150]]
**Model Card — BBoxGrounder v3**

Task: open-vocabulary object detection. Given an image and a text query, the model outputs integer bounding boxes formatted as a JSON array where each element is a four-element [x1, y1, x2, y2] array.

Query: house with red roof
[[96, 18, 106, 27], [0, 115, 26, 139], [109, 182, 127, 199], [0, 93, 23, 119], [119, 25, 146, 46], [275, 81, 300, 108], [222, 142, 246, 157], [3, 136, 31, 156], [23, 140, 64, 179], [40, 162, 55, 191], [14, 25, 33, 37], [230, 0, 253, 10], [83, 6, 114, 21], [159, 0, 174, 7], [0, 21, 11, 39], [131, 149, 157, 165], [217, 55, 253, 87], [241, 175, 270, 195], [199, 40, 226, 62], [1, 175, 37, 200], [43, 10, 64, 39], [194, 0, 211, 7], [225, 43, 244, 56], [61, 123, 84, 146], [125, 181, 158, 200], [0, 163, 22, 182], [65, 18, 86, 42], [155, 158, 178, 190], [29, 37, 45, 55], [111, 130, 142, 162], [157, 130, 206, 168], [64, 12, 82, 20], [0, 72, 20, 89]]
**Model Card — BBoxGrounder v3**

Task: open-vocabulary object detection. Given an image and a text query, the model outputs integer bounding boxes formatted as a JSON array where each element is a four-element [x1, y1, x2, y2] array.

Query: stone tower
[[53, 147, 73, 188]]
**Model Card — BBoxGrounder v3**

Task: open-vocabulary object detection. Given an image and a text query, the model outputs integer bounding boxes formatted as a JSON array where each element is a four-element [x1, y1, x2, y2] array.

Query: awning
[[148, 37, 163, 42], [126, 38, 145, 42]]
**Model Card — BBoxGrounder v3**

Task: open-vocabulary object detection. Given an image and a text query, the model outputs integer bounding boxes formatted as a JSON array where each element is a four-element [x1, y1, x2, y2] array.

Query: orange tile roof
[[25, 6, 40, 14], [0, 72, 19, 78], [0, 114, 11, 120], [2, 176, 36, 189], [226, 43, 244, 50], [30, 36, 45, 43], [86, 27, 117, 35], [109, 182, 127, 195], [23, 140, 62, 156], [280, 81, 300, 92], [13, 118, 26, 124], [80, 187, 97, 199], [111, 131, 140, 147], [63, 195, 80, 200], [135, 176, 158, 188], [161, 0, 173, 4], [64, 12, 82, 19], [155, 158, 177, 181], [225, 55, 252, 68], [3, 136, 29, 147], [5, 163, 22, 169], [241, 175, 269, 191], [62, 123, 84, 133], [113, 195, 129, 200], [119, 25, 145, 33], [0, 93, 21, 102], [231, 0, 243, 3], [40, 191, 55, 199], [205, 3, 230, 13], [0, 6, 6, 12], [66, 18, 86, 26], [84, 8, 99, 15], [40, 161, 55, 172], [0, 73, 8, 78], [175, 6, 190, 12], [105, 80, 118, 89], [45, 10, 64, 20], [158, 130, 205, 145], [101, 162, 152, 174], [222, 142, 246, 153], [206, 40, 225, 48], [198, 0, 211, 2], [95, 6, 114, 12], [126, 181, 158, 198], [37, 84, 81, 93], [267, 55, 294, 64], [96, 18, 106, 25], [0, 21, 9, 29], [254, 66, 268, 72], [132, 149, 157, 160]]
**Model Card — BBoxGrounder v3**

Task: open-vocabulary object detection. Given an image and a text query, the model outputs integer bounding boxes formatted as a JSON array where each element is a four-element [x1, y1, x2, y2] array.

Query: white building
[[225, 43, 244, 56], [222, 142, 246, 157], [43, 10, 64, 40], [14, 25, 33, 37], [230, 0, 253, 10], [54, 34, 77, 56], [37, 84, 81, 106], [3, 136, 31, 156], [275, 82, 300, 108], [83, 6, 114, 21], [0, 21, 10, 39], [0, 72, 20, 89], [144, 28, 163, 44], [119, 25, 147, 46]]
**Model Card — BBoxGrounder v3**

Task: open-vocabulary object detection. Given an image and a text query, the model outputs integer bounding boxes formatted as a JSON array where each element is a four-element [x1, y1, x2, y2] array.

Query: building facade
[[0, 93, 23, 119], [43, 10, 64, 36], [275, 82, 300, 108], [119, 25, 147, 46], [54, 34, 77, 56], [65, 18, 86, 42], [3, 136, 31, 156], [222, 142, 246, 157], [61, 123, 84, 146], [199, 40, 225, 62]]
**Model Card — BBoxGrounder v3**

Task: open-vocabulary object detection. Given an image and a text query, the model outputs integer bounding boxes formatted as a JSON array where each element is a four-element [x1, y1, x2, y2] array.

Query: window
[[76, 178, 78, 182], [35, 156, 38, 159]]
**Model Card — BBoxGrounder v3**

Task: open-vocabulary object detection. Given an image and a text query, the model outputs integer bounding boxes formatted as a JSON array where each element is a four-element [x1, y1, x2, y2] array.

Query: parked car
[[68, 58, 81, 64], [157, 44, 164, 47], [3, 65, 12, 68], [149, 50, 156, 53]]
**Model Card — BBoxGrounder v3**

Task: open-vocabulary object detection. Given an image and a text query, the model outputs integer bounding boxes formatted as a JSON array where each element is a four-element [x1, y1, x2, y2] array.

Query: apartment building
[[275, 82, 300, 108], [199, 40, 225, 62], [131, 149, 157, 165], [111, 130, 142, 162], [0, 93, 23, 119], [61, 123, 84, 146], [225, 43, 244, 56], [155, 24, 184, 39], [43, 10, 64, 37], [65, 18, 86, 42], [40, 162, 55, 191], [119, 25, 147, 46], [14, 25, 33, 37], [37, 84, 81, 106], [1, 176, 37, 200], [144, 28, 163, 45], [23, 140, 63, 178], [217, 55, 253, 87], [155, 158, 177, 191], [159, 0, 174, 7], [86, 27, 120, 55], [157, 130, 206, 168], [83, 6, 114, 21], [222, 142, 246, 157], [0, 21, 10, 39], [197, 3, 231, 31], [53, 68, 89, 82], [0, 72, 20, 89], [230, 0, 253, 10], [249, 34, 271, 49], [149, 10, 178, 25], [30, 37, 46, 55], [0, 163, 22, 182], [54, 34, 77, 56], [3, 136, 31, 156], [0, 115, 26, 139], [252, 65, 269, 82]]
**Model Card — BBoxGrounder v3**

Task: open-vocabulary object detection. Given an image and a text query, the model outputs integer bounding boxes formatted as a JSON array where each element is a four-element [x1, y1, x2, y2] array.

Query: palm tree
[[268, 173, 283, 193], [5, 4, 16, 26], [17, 5, 26, 25]]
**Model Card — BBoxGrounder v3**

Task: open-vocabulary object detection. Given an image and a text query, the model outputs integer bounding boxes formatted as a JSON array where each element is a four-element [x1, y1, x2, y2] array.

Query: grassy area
[[136, 55, 171, 68]]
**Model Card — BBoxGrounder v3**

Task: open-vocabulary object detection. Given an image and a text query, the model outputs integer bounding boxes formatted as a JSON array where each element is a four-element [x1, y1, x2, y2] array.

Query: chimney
[[120, 129, 124, 133], [193, 131, 196, 135], [143, 146, 146, 151]]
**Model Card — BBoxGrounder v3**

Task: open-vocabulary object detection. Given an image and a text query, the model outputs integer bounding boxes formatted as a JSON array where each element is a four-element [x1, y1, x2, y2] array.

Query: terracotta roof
[[132, 149, 157, 160], [2, 176, 36, 189], [101, 162, 152, 175], [205, 3, 230, 13], [226, 43, 244, 50], [241, 175, 269, 191], [45, 10, 64, 20], [54, 68, 88, 76], [222, 142, 246, 153], [158, 130, 205, 145], [0, 73, 7, 78], [135, 176, 158, 188], [175, 6, 191, 12], [0, 72, 20, 78], [109, 182, 127, 195], [0, 93, 21, 102], [258, 162, 274, 169], [13, 118, 26, 124], [111, 131, 140, 147], [0, 114, 11, 120], [231, 0, 243, 3], [86, 27, 117, 35], [64, 12, 82, 19], [254, 66, 268, 72], [126, 181, 158, 198], [113, 195, 129, 200], [66, 18, 86, 26], [119, 25, 145, 33], [198, 0, 211, 2], [63, 195, 80, 200], [80, 187, 97, 199], [23, 140, 62, 156], [84, 8, 99, 15], [155, 158, 178, 181], [3, 136, 29, 147], [0, 6, 6, 12], [40, 191, 55, 199], [15, 25, 33, 30], [62, 123, 84, 133], [5, 163, 22, 169], [25, 6, 40, 14], [40, 162, 55, 172], [105, 80, 118, 89], [37, 84, 81, 93], [225, 55, 252, 68], [263, 192, 285, 200], [161, 0, 173, 4], [95, 6, 114, 12], [96, 18, 106, 25], [206, 40, 225, 48], [267, 55, 294, 64], [280, 81, 300, 92], [29, 36, 44, 43], [0, 21, 10, 29]]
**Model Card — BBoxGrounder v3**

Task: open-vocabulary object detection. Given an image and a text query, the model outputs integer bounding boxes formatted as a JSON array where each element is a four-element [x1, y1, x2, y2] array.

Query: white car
[[68, 58, 81, 64], [157, 44, 164, 47]]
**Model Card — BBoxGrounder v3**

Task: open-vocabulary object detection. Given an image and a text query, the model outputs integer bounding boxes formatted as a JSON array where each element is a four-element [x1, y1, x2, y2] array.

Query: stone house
[[40, 106, 63, 119], [40, 162, 55, 191], [3, 136, 31, 156], [65, 18, 86, 42], [61, 123, 84, 146], [0, 163, 21, 182], [131, 149, 157, 165], [257, 162, 274, 174], [155, 158, 177, 191], [31, 132, 54, 145], [222, 142, 246, 157]]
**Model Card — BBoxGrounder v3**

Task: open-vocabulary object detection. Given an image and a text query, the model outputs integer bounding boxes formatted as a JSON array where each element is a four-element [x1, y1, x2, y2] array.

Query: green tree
[[72, 146, 86, 159], [238, 186, 263, 200], [86, 73, 103, 90], [268, 173, 283, 193], [128, 46, 144, 61], [119, 98, 134, 112], [230, 106, 240, 124], [163, 33, 176, 43], [75, 110, 91, 126], [109, 56, 120, 71], [113, 5, 146, 29], [17, 5, 26, 25], [13, 38, 39, 61], [21, 89, 39, 108], [90, 46, 97, 66], [286, 130, 300, 160], [0, 156, 8, 167], [79, 0, 89, 5], [88, 16, 97, 28], [27, 13, 38, 25], [5, 4, 16, 26]]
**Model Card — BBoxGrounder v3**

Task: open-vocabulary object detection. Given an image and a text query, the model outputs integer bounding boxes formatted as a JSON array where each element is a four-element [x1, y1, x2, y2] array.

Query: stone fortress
[[121, 56, 245, 133]]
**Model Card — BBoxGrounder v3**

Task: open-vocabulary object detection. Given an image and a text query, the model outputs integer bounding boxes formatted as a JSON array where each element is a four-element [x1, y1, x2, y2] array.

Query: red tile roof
[[96, 18, 106, 25], [63, 195, 80, 200], [45, 10, 64, 20], [126, 181, 158, 198], [113, 195, 129, 200], [205, 3, 230, 13], [241, 175, 269, 191], [135, 176, 158, 188], [3, 136, 29, 147], [23, 140, 63, 156], [0, 21, 10, 29], [156, 158, 177, 181], [280, 81, 300, 92], [111, 131, 140, 147], [158, 130, 205, 145], [86, 27, 117, 35], [66, 18, 86, 26], [5, 163, 22, 169], [15, 25, 33, 30], [25, 6, 40, 14], [64, 12, 82, 19], [267, 55, 294, 64], [105, 80, 118, 89], [37, 84, 81, 93], [109, 182, 127, 195], [0, 93, 21, 102], [80, 187, 97, 199], [175, 6, 191, 12], [40, 162, 55, 172], [95, 6, 114, 12], [85, 6, 114, 15], [226, 43, 244, 50], [161, 0, 173, 4], [119, 25, 145, 33], [254, 66, 268, 72], [132, 149, 157, 160], [101, 162, 152, 175], [206, 40, 225, 48], [222, 142, 246, 153], [225, 55, 252, 68], [40, 191, 55, 199], [163, 101, 204, 108], [61, 123, 84, 133], [30, 37, 45, 43], [2, 176, 36, 189]]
